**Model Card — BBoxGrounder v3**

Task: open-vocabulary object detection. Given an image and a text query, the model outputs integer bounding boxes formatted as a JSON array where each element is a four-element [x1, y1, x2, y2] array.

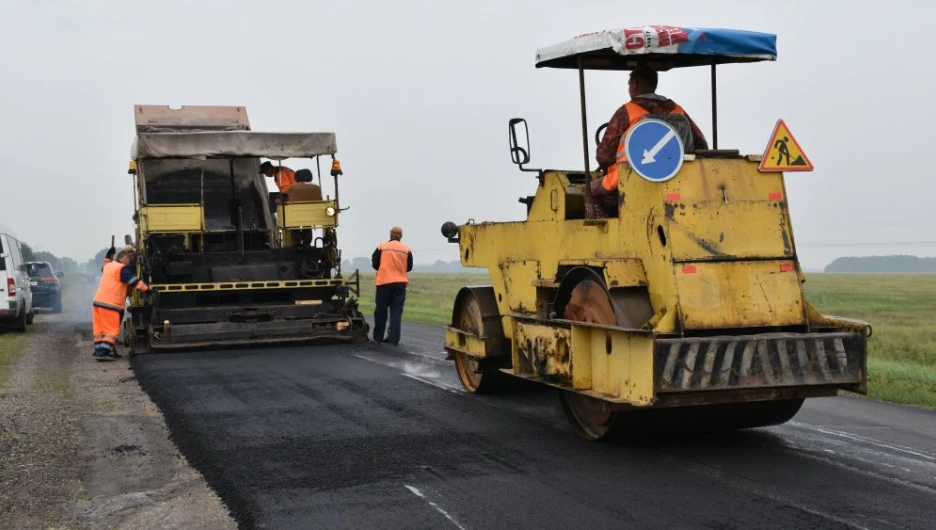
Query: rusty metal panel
[[674, 260, 806, 329], [444, 326, 494, 358], [655, 159, 796, 261], [135, 105, 250, 130], [570, 322, 655, 405], [514, 321, 571, 378], [666, 201, 794, 261], [654, 331, 866, 393], [500, 260, 540, 313]]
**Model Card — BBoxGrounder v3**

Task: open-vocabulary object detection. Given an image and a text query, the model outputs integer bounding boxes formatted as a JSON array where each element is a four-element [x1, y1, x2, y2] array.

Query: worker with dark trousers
[[371, 226, 413, 345]]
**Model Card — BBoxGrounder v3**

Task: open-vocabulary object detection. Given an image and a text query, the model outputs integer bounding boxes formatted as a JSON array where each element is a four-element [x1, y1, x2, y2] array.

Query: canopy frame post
[[711, 62, 718, 150], [578, 57, 597, 218]]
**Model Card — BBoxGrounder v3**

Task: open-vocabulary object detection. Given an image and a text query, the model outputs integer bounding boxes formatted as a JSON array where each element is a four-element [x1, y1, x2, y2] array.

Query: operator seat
[[644, 112, 695, 152], [287, 169, 323, 202]]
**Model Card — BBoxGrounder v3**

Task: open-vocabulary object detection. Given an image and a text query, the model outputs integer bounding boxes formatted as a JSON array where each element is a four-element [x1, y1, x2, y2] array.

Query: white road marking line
[[780, 434, 936, 496], [789, 422, 936, 461], [404, 484, 467, 530]]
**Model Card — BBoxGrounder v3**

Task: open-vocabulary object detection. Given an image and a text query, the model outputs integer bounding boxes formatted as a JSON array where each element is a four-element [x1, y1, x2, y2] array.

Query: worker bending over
[[91, 245, 149, 361]]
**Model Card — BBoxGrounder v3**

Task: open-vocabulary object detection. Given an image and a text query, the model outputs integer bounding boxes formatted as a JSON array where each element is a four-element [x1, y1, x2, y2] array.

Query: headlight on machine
[[325, 206, 336, 217]]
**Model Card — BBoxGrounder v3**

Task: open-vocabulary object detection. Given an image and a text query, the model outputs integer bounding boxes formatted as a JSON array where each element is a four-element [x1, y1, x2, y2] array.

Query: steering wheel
[[595, 122, 609, 145]]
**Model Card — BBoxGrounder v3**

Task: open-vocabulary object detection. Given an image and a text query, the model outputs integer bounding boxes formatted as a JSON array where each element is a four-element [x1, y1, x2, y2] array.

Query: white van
[[0, 233, 34, 331]]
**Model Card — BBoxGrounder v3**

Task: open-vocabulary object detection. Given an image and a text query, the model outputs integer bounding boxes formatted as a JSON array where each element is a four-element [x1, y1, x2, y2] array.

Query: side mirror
[[508, 118, 531, 166], [56, 272, 64, 278]]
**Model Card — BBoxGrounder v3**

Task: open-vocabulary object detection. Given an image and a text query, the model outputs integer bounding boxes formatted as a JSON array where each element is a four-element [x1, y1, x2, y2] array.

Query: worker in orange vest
[[91, 245, 149, 361], [371, 226, 413, 345], [591, 66, 708, 213], [260, 161, 297, 194]]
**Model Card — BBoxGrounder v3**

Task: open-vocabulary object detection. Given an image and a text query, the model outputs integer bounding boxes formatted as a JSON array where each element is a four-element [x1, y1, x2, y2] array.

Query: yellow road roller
[[440, 26, 871, 440]]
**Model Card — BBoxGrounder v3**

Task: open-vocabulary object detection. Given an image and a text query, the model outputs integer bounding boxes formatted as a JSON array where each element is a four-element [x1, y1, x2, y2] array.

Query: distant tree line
[[17, 241, 110, 277], [19, 242, 80, 274], [825, 255, 936, 273]]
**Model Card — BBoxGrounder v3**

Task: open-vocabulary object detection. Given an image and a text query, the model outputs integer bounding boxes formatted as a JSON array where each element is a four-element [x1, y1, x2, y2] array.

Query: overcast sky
[[1, 0, 934, 269]]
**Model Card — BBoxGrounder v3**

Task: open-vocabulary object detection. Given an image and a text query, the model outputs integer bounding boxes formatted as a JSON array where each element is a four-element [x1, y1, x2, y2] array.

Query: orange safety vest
[[376, 240, 411, 286], [273, 167, 297, 193], [601, 102, 687, 191], [93, 261, 148, 312]]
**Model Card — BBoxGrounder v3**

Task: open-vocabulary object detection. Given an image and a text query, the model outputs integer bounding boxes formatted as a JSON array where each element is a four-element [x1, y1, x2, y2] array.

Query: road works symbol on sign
[[759, 119, 814, 172], [624, 118, 685, 183]]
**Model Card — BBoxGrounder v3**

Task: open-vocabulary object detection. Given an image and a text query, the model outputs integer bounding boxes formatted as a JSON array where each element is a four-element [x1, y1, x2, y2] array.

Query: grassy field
[[0, 332, 30, 387], [356, 272, 487, 326], [357, 272, 936, 409], [801, 274, 936, 409]]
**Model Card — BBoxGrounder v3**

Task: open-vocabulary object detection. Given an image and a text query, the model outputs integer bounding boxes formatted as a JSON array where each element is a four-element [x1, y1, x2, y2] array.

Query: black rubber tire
[[571, 398, 807, 442], [15, 307, 27, 332], [451, 287, 509, 394], [52, 296, 63, 314]]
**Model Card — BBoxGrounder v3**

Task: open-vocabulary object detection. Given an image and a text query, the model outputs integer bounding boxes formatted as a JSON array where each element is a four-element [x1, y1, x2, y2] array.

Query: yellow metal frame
[[507, 319, 654, 405], [569, 323, 654, 405], [444, 326, 495, 357], [152, 278, 346, 292], [276, 200, 338, 229], [451, 156, 869, 406], [139, 204, 204, 233]]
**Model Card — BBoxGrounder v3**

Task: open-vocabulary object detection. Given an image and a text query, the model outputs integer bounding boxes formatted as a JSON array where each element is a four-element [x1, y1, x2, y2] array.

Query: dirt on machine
[[123, 105, 368, 354], [440, 26, 871, 440]]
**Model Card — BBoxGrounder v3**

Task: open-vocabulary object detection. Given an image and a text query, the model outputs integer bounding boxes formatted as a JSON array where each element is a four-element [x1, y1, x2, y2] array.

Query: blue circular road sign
[[623, 119, 685, 183]]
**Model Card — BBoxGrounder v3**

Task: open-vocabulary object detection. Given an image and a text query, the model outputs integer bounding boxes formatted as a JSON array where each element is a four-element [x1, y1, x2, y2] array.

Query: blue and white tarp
[[536, 26, 777, 69]]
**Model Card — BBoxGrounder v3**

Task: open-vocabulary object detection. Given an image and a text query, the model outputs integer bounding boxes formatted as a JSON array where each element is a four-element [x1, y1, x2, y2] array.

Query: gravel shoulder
[[0, 281, 235, 529]]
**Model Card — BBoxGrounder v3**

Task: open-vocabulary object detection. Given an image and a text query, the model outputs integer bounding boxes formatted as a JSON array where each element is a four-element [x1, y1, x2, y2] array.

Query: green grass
[[357, 272, 489, 326], [801, 274, 936, 408], [0, 333, 30, 388], [359, 271, 936, 409]]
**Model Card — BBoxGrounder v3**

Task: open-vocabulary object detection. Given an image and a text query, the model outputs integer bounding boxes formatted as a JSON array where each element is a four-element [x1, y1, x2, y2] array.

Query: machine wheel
[[608, 398, 806, 436], [554, 268, 624, 439], [559, 391, 619, 440], [555, 268, 805, 440], [52, 296, 63, 314], [15, 307, 27, 332], [452, 287, 507, 394], [26, 309, 35, 325]]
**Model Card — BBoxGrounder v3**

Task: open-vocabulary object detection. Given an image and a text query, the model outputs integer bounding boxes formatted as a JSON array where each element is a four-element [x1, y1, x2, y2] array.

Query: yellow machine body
[[444, 157, 868, 417]]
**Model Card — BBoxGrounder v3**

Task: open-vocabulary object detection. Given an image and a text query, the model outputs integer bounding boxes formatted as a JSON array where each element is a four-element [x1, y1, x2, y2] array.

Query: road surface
[[133, 321, 936, 530]]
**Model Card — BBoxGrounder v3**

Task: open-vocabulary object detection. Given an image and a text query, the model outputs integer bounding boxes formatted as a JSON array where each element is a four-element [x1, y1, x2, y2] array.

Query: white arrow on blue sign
[[623, 118, 685, 183]]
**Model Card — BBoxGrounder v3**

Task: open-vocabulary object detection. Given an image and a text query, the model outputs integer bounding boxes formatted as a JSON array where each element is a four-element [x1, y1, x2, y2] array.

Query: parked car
[[0, 233, 34, 331], [26, 261, 63, 313]]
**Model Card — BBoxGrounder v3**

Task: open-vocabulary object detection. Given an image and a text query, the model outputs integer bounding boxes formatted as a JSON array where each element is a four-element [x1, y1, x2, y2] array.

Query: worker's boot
[[587, 178, 617, 218]]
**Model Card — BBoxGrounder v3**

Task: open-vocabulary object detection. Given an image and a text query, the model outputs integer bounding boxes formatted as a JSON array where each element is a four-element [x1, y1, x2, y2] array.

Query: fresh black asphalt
[[133, 321, 936, 529]]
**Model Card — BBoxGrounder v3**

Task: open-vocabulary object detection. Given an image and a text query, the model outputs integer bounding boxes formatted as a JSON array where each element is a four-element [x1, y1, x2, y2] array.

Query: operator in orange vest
[[371, 226, 413, 345], [260, 161, 297, 194], [591, 66, 709, 209], [91, 245, 150, 361]]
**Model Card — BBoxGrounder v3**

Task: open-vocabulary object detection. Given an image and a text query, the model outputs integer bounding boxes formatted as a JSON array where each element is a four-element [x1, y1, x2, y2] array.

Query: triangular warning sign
[[759, 119, 814, 172]]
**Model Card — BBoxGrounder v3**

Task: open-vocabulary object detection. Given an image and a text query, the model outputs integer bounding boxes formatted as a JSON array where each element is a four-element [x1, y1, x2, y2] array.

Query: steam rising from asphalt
[[65, 273, 98, 335], [400, 360, 441, 381]]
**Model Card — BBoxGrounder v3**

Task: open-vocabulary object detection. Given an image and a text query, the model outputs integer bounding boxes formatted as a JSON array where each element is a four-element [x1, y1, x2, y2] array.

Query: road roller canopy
[[131, 131, 338, 160], [535, 25, 777, 71]]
